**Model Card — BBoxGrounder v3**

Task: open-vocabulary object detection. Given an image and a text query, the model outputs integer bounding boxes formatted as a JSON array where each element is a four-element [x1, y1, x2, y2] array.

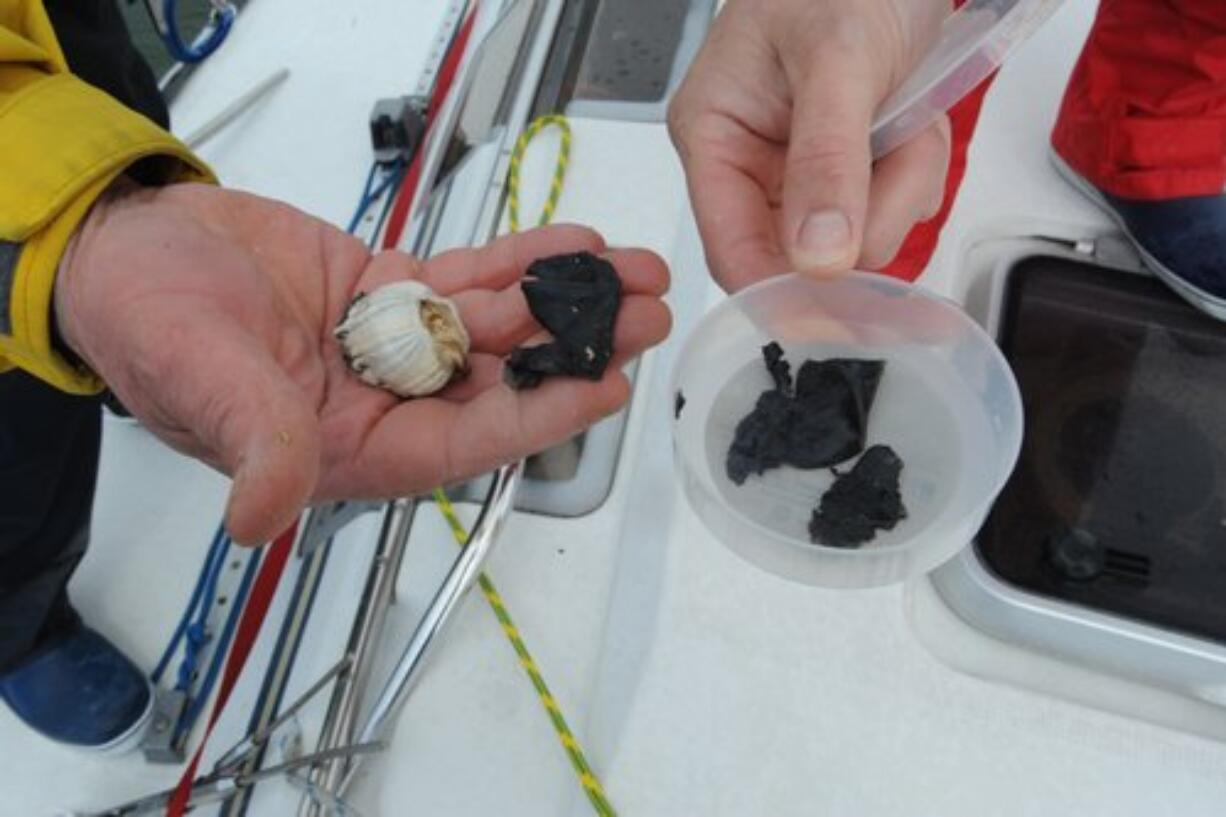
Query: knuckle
[[666, 99, 694, 153], [788, 135, 866, 182], [783, 14, 866, 76], [932, 113, 953, 145], [914, 120, 953, 165], [704, 235, 781, 292], [920, 182, 947, 221], [859, 232, 905, 270], [604, 376, 631, 414], [665, 91, 683, 131]]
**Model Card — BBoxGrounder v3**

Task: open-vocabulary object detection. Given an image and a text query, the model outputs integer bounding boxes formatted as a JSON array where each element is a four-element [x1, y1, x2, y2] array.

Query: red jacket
[[888, 0, 1226, 282]]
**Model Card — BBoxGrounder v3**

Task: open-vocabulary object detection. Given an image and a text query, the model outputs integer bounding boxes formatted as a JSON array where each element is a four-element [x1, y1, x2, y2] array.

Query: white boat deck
[[4, 1, 1226, 815]]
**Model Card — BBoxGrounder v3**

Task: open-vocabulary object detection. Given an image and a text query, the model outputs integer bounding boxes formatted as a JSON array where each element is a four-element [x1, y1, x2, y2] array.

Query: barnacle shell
[[334, 280, 470, 398]]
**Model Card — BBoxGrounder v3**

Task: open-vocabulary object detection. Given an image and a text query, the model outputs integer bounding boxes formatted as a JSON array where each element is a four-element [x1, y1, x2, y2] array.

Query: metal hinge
[[298, 501, 381, 558], [1066, 233, 1147, 273]]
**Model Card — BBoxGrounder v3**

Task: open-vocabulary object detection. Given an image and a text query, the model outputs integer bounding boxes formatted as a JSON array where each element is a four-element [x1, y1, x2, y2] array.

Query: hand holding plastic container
[[670, 0, 1055, 587]]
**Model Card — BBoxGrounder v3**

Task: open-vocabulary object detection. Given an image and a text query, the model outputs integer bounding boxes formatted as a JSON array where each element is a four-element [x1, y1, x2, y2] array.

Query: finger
[[860, 117, 951, 269], [350, 250, 425, 294], [347, 225, 609, 303], [431, 353, 505, 401], [597, 248, 670, 296], [142, 313, 322, 545], [353, 366, 634, 496], [456, 369, 633, 476], [685, 153, 789, 292], [780, 44, 877, 276], [336, 287, 672, 494], [450, 248, 670, 351], [440, 335, 653, 403], [667, 11, 791, 293], [441, 292, 673, 397], [420, 224, 606, 294]]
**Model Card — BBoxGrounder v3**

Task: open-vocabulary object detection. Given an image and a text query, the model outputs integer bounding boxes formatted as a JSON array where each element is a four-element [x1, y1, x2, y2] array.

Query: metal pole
[[220, 514, 323, 817], [340, 461, 523, 795], [183, 67, 290, 149], [298, 499, 415, 815]]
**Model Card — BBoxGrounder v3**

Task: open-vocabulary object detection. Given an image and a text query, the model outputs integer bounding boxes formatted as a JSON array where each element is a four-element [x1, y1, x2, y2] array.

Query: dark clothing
[[0, 371, 98, 672], [0, 2, 163, 672], [42, 1, 169, 129]]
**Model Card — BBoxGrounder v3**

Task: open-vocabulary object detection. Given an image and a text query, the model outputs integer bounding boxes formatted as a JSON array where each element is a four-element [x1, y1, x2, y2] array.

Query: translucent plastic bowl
[[670, 273, 1023, 588]]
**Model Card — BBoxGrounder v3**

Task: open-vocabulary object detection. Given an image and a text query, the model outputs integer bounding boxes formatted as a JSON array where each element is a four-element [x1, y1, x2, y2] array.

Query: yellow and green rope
[[506, 114, 572, 233], [431, 114, 616, 817], [432, 488, 615, 817]]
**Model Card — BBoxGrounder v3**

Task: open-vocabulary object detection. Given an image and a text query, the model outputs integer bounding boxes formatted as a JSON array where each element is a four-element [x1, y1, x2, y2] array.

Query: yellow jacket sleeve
[[0, 1, 215, 393]]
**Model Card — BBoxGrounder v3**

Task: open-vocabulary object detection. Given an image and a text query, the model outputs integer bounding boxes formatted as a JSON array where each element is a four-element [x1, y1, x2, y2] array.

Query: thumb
[[224, 388, 320, 547], [781, 47, 878, 276], [168, 323, 322, 546], [222, 358, 320, 546]]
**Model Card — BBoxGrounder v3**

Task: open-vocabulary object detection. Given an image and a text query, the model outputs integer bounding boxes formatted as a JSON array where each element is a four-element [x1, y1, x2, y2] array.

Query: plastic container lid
[[870, 0, 1065, 158], [670, 273, 1023, 588]]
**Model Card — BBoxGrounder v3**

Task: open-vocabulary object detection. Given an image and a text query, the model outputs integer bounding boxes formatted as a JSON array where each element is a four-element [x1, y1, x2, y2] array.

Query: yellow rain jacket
[[0, 1, 213, 394]]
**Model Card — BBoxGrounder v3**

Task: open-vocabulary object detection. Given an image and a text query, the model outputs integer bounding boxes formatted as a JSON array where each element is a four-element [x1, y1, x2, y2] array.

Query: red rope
[[166, 521, 299, 816], [381, 6, 479, 250]]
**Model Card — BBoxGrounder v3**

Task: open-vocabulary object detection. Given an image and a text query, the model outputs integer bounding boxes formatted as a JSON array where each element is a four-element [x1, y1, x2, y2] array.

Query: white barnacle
[[334, 280, 470, 398]]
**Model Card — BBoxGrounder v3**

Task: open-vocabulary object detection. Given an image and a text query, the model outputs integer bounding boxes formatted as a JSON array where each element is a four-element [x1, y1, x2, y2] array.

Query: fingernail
[[796, 210, 852, 268]]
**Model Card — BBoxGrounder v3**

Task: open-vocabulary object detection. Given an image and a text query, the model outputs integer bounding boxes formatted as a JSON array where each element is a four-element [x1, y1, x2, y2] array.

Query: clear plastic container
[[870, 0, 1065, 158], [670, 273, 1023, 588]]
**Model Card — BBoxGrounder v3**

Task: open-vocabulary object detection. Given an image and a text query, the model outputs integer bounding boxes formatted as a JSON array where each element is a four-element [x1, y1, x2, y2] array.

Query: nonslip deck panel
[[978, 255, 1226, 644]]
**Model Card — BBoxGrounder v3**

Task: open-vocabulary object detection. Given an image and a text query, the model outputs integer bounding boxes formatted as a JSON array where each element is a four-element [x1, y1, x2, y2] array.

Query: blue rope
[[161, 0, 235, 64], [345, 159, 405, 234], [154, 528, 263, 742], [177, 545, 261, 734], [151, 524, 227, 684], [345, 162, 379, 234], [368, 161, 408, 249], [368, 160, 405, 201], [175, 533, 232, 692]]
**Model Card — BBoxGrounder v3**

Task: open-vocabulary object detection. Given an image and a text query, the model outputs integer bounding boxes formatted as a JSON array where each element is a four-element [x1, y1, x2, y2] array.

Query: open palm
[[55, 182, 670, 543]]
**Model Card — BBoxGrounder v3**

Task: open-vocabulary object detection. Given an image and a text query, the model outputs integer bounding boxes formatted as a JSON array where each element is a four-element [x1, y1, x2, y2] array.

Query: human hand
[[669, 0, 952, 290], [54, 181, 670, 544]]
